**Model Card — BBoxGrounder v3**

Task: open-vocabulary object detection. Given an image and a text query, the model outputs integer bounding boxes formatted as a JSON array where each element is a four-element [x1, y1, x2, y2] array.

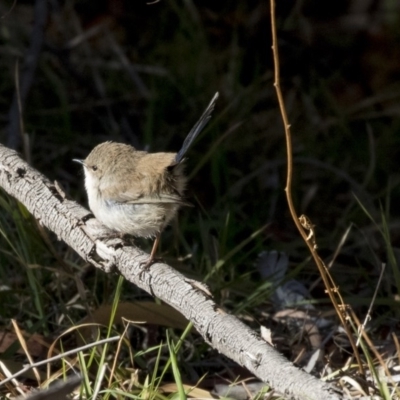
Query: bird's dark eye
[[92, 165, 98, 171]]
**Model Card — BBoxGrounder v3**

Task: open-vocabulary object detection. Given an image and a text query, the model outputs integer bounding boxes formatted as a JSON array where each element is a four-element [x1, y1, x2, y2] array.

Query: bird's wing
[[122, 193, 192, 207], [105, 188, 192, 207]]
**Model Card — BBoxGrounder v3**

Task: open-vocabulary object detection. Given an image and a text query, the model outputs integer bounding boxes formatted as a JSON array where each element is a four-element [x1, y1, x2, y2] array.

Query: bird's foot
[[138, 255, 163, 276], [139, 257, 154, 270], [139, 256, 164, 268]]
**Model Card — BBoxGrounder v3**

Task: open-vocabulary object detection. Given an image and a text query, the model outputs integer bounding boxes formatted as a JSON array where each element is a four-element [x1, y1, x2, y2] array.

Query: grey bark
[[0, 144, 343, 400]]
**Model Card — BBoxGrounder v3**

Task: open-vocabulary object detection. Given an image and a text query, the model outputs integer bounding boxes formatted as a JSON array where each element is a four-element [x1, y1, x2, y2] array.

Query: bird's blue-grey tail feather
[[175, 92, 219, 163]]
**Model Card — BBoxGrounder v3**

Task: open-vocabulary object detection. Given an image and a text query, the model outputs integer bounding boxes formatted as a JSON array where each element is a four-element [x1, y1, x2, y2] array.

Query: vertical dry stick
[[269, 0, 365, 376], [6, 0, 48, 149]]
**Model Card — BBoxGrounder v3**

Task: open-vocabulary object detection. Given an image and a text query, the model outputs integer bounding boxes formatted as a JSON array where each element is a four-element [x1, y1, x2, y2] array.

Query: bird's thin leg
[[140, 233, 161, 269], [149, 233, 160, 262]]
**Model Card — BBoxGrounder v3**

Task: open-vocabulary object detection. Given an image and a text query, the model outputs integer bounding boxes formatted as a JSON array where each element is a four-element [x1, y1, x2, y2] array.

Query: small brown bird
[[74, 93, 218, 267]]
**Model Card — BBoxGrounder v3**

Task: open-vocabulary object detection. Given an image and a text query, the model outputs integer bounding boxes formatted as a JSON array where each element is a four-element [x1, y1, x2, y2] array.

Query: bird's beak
[[73, 159, 86, 166]]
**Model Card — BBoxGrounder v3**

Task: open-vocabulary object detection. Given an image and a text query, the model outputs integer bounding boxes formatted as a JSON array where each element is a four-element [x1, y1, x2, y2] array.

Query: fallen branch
[[0, 144, 343, 400]]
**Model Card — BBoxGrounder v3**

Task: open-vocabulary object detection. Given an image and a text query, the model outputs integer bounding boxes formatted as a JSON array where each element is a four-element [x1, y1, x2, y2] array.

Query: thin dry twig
[[269, 0, 364, 376], [309, 224, 353, 292]]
